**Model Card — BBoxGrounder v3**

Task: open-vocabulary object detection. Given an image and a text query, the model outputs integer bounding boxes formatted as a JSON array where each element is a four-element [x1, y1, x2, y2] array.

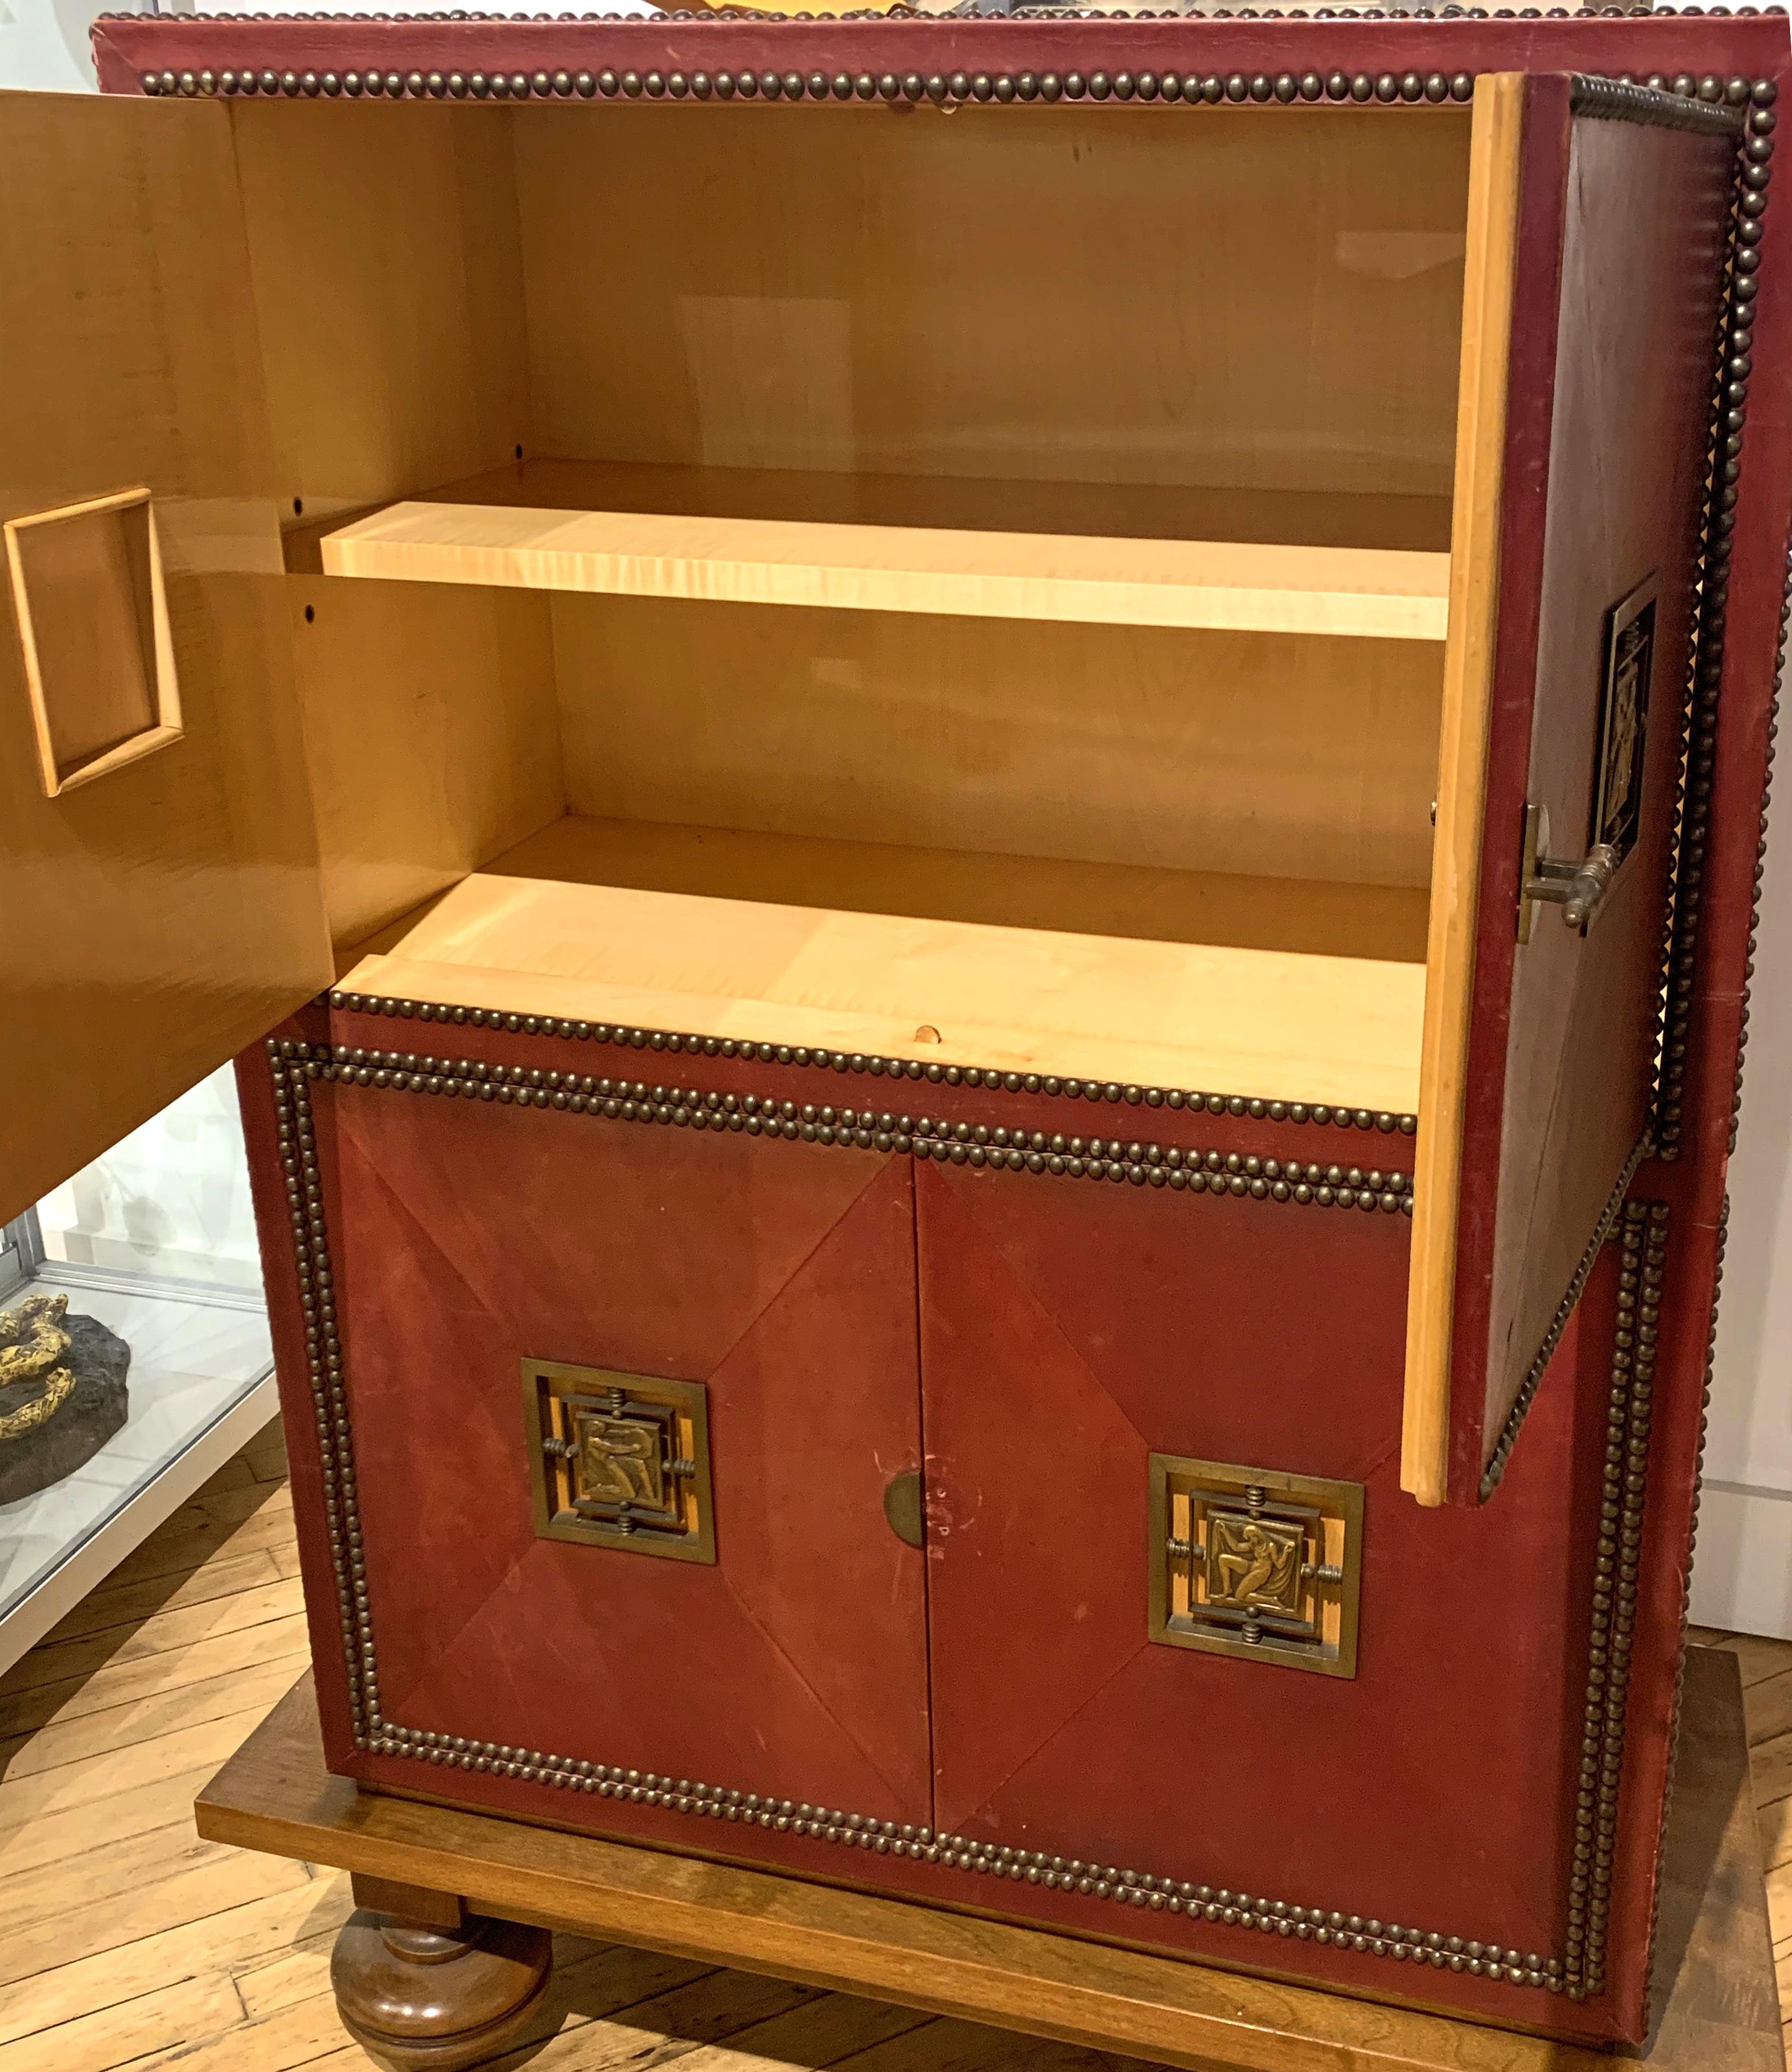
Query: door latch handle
[[883, 1469, 925, 1549], [1519, 804, 1618, 941]]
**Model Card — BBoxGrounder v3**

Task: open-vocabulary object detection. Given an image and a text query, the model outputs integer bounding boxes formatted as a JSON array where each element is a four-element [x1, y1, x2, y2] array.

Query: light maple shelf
[[341, 815, 1429, 1115], [316, 460, 1453, 641]]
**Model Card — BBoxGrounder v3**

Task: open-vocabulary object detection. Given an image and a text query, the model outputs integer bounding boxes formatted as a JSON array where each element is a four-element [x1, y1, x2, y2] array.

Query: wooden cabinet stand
[[194, 1647, 1779, 2072]]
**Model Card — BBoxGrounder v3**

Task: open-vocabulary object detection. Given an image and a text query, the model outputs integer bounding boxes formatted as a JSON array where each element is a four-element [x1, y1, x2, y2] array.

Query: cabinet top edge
[[89, 10, 1792, 107]]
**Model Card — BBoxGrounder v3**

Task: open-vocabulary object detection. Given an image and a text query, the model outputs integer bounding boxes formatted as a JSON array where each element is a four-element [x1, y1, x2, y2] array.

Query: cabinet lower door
[[915, 1157, 1618, 1974], [291, 1063, 932, 1833]]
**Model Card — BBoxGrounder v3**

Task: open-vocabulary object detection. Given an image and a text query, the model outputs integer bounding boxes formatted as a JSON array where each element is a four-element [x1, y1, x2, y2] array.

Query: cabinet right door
[[1405, 75, 1738, 1506], [915, 1152, 1622, 2000]]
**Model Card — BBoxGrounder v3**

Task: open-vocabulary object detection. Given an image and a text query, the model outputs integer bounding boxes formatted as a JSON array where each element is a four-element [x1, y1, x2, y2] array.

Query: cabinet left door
[[0, 91, 330, 1221], [251, 1020, 936, 1852]]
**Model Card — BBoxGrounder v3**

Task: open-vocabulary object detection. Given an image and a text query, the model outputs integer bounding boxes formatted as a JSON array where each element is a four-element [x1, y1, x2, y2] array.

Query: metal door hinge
[[1519, 803, 1620, 942], [1149, 1455, 1362, 1677]]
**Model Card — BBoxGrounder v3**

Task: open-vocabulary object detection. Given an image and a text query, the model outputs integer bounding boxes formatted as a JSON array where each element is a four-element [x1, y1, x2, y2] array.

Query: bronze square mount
[[523, 1359, 715, 1564], [1149, 1454, 1362, 1678]]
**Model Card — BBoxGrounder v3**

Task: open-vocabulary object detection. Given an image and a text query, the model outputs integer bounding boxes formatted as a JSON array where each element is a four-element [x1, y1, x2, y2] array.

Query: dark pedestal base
[[330, 1895, 551, 2072]]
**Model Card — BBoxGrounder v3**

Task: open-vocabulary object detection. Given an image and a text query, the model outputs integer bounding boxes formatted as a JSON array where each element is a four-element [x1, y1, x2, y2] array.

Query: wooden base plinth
[[195, 1649, 1782, 2072]]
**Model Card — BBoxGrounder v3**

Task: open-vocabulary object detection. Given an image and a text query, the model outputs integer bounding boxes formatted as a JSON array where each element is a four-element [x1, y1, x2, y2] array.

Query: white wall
[[0, 1, 131, 90], [1692, 746, 1792, 1635], [0, 0, 649, 91]]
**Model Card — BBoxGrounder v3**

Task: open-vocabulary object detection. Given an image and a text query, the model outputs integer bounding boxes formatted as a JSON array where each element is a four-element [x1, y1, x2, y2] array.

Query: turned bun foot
[[330, 1908, 553, 2070]]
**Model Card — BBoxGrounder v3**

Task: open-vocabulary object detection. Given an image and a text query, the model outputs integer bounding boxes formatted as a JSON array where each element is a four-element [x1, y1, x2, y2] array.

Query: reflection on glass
[[0, 1066, 273, 1633], [34, 1068, 265, 1295]]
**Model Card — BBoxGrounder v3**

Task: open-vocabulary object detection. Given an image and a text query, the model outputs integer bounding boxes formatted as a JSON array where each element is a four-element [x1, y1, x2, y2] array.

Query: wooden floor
[[1, 1422, 1789, 2071]]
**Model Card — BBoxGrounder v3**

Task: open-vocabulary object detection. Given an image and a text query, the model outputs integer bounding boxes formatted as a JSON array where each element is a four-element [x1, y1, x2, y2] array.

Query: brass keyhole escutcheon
[[522, 1359, 715, 1565], [1149, 1454, 1362, 1677], [883, 1469, 925, 1549]]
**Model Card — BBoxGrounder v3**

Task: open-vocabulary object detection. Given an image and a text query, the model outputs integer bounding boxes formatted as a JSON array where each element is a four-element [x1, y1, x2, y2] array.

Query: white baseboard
[[1688, 1480, 1792, 1639]]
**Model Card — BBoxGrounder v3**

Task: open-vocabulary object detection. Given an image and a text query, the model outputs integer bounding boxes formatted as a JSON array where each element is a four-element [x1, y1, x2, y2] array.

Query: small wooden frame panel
[[3, 487, 182, 796], [0, 87, 330, 1224]]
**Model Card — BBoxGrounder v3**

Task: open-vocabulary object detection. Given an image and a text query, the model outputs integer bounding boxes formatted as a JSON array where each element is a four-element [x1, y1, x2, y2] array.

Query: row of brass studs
[[98, 5, 1792, 25], [1478, 1137, 1649, 1500], [1656, 84, 1778, 1156], [288, 1041, 1414, 1212], [369, 1707, 1560, 1981], [1563, 1201, 1666, 1999], [266, 1031, 1554, 1988], [914, 1123, 1413, 1211], [1569, 71, 1743, 130], [325, 989, 1419, 1136], [1729, 555, 1792, 1157], [143, 62, 1489, 102], [267, 1049, 375, 1747]]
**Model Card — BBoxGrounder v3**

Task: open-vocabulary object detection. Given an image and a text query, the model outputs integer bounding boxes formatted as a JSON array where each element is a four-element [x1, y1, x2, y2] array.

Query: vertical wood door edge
[[1401, 75, 1527, 1507]]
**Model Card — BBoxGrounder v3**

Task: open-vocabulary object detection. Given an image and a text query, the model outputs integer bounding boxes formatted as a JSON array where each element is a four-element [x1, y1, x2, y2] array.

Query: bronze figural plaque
[[522, 1359, 715, 1563], [1149, 1455, 1362, 1677]]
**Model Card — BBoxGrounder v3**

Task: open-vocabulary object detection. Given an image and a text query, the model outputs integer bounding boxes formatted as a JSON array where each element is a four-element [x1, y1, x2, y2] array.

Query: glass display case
[[0, 1068, 275, 1670]]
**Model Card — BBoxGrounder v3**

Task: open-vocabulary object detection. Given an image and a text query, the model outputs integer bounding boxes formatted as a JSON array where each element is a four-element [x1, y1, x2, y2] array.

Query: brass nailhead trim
[[325, 989, 1418, 1138], [1569, 73, 1744, 132], [1478, 1136, 1650, 1500], [295, 1037, 1416, 1213], [1656, 83, 1778, 1155], [144, 62, 1482, 104], [128, 54, 1774, 118], [106, 6, 1792, 34], [268, 1031, 1554, 1986], [1563, 1201, 1666, 1999], [268, 1052, 374, 1745]]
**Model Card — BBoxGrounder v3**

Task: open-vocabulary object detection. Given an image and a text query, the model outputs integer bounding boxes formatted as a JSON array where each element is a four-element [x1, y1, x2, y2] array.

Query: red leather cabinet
[[1, 3, 1776, 2053]]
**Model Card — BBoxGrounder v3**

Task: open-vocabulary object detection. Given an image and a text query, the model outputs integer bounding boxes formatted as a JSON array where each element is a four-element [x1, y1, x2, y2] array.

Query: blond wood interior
[[511, 104, 1473, 501], [547, 590, 1445, 892], [346, 815, 1427, 1112], [321, 461, 1452, 641], [224, 95, 1475, 1101]]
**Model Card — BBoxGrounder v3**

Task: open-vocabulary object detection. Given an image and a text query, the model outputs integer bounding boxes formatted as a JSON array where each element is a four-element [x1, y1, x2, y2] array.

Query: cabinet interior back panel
[[551, 594, 1445, 892], [231, 100, 533, 524], [513, 102, 1475, 501]]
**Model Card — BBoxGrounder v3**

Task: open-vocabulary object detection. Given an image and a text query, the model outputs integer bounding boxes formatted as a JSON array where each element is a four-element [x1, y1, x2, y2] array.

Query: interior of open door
[[0, 90, 330, 1223], [1403, 73, 1737, 1507]]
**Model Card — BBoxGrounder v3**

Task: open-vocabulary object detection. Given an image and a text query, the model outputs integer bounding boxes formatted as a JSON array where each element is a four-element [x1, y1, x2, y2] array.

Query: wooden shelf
[[342, 816, 1427, 1114], [316, 461, 1452, 641]]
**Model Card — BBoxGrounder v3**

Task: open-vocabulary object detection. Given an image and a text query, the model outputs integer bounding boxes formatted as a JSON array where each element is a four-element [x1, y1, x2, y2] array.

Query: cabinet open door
[[0, 91, 330, 1222], [1403, 75, 1736, 1507]]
